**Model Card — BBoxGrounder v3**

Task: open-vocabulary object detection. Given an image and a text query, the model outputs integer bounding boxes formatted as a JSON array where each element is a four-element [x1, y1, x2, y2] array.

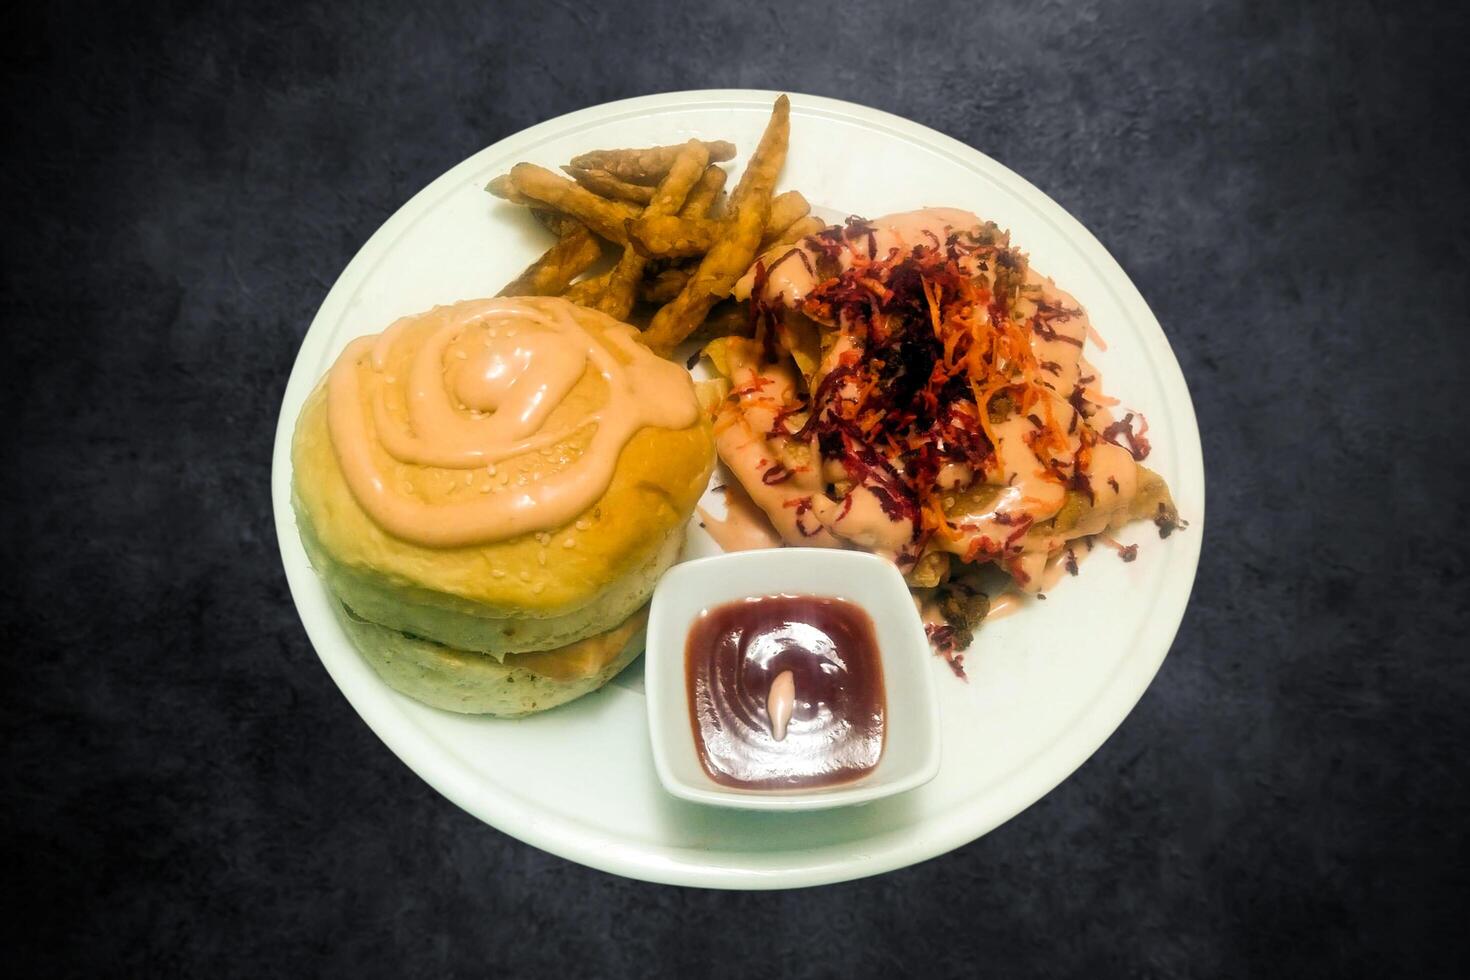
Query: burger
[[291, 296, 714, 716]]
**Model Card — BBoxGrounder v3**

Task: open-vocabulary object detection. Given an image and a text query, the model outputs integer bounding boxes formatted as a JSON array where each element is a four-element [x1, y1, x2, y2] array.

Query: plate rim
[[270, 88, 1206, 889]]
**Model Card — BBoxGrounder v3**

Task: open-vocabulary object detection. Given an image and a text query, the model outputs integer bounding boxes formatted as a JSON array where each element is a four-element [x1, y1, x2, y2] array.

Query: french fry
[[730, 103, 787, 201], [628, 190, 809, 259], [643, 95, 790, 353], [490, 177, 604, 243], [594, 258, 642, 320], [563, 269, 612, 306], [627, 215, 718, 259], [645, 142, 715, 215], [531, 208, 579, 237], [596, 140, 710, 321], [497, 223, 603, 297], [485, 174, 536, 206], [508, 163, 641, 242], [687, 301, 753, 347], [761, 215, 824, 253], [561, 166, 656, 204], [489, 176, 586, 241], [638, 264, 692, 304], [569, 140, 736, 185], [706, 190, 729, 220], [758, 191, 809, 243], [680, 165, 727, 218], [758, 191, 811, 248]]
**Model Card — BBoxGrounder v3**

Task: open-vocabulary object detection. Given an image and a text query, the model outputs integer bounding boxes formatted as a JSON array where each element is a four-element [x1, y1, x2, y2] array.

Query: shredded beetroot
[[781, 495, 823, 537], [925, 624, 968, 678], [1031, 316, 1085, 347], [761, 463, 792, 485], [767, 246, 812, 282], [1067, 384, 1093, 423], [843, 215, 879, 259], [1068, 469, 1095, 506], [1102, 412, 1152, 461]]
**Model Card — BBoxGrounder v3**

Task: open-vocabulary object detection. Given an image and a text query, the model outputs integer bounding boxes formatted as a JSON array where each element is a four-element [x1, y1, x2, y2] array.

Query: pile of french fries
[[486, 95, 821, 355]]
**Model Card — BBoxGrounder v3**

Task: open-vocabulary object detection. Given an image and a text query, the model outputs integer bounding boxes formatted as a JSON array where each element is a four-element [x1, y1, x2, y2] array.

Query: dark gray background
[[4, 0, 1467, 976]]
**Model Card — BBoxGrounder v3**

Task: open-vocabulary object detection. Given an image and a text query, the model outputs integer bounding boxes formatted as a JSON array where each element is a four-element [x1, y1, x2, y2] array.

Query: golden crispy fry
[[561, 166, 656, 204], [491, 175, 607, 243], [531, 208, 579, 237], [485, 174, 537, 206], [643, 95, 790, 353], [637, 264, 692, 304], [629, 190, 808, 259], [497, 224, 603, 297], [645, 142, 713, 214], [569, 140, 736, 185], [758, 191, 810, 245], [730, 100, 788, 202], [626, 215, 718, 259], [508, 163, 640, 242], [563, 269, 611, 306], [707, 190, 729, 220], [594, 263, 638, 315], [596, 141, 710, 321], [490, 176, 588, 241], [761, 214, 824, 253], [688, 301, 753, 347], [680, 165, 727, 218]]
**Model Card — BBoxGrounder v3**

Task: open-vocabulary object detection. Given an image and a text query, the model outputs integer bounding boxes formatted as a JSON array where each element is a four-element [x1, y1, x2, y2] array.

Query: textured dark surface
[[4, 0, 1468, 976]]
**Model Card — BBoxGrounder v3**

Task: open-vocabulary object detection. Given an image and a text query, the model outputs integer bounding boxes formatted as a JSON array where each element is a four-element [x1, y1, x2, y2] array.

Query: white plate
[[271, 90, 1205, 889]]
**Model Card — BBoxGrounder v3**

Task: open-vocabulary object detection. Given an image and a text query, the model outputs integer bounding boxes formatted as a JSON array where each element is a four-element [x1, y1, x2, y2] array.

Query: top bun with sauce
[[291, 296, 714, 715]]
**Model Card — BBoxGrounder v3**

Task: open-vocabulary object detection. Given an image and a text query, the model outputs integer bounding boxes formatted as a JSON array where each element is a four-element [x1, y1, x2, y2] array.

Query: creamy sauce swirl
[[327, 297, 698, 548]]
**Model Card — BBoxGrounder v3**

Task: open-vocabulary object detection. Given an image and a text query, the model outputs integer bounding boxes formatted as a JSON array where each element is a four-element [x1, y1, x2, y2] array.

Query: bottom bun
[[332, 600, 648, 717]]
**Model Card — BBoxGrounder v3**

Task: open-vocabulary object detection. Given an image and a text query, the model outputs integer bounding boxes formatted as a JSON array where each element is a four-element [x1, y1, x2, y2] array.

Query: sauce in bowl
[[685, 594, 886, 789]]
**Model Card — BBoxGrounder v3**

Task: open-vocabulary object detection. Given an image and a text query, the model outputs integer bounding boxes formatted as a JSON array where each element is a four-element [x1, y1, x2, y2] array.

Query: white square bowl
[[645, 548, 943, 811]]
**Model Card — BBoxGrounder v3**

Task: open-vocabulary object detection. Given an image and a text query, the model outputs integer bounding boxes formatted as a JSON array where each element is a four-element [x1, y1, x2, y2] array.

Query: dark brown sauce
[[685, 594, 886, 789]]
